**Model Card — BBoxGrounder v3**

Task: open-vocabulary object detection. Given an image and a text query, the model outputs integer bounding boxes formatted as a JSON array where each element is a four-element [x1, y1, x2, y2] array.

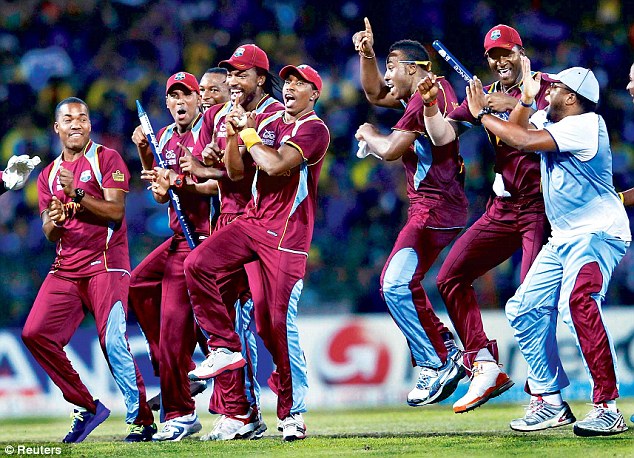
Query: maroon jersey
[[243, 110, 329, 255], [393, 80, 467, 217], [448, 74, 550, 197], [156, 113, 212, 236], [193, 95, 284, 216], [37, 140, 131, 277]]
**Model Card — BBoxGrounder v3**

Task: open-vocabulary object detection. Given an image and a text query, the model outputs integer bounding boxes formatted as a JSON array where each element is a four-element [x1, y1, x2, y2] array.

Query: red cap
[[483, 25, 523, 54], [166, 72, 200, 94], [219, 44, 269, 71], [279, 64, 323, 92]]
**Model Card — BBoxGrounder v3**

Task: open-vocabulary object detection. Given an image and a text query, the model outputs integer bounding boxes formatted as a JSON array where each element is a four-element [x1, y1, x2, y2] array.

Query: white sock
[[541, 392, 563, 406], [603, 400, 617, 412], [474, 348, 495, 363]]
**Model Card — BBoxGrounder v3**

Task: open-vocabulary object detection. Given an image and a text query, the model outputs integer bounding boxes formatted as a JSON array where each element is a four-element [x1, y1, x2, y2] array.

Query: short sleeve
[[544, 113, 599, 161], [37, 167, 53, 214], [393, 93, 424, 134], [100, 149, 130, 191], [283, 120, 329, 165]]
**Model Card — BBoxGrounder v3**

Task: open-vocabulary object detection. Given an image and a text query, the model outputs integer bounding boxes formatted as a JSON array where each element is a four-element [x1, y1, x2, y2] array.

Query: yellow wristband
[[239, 128, 262, 151], [618, 192, 624, 203]]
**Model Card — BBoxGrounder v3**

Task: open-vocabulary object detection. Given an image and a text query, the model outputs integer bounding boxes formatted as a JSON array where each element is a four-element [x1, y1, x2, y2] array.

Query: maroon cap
[[166, 71, 200, 94], [483, 25, 523, 54], [279, 64, 323, 92], [219, 44, 269, 71]]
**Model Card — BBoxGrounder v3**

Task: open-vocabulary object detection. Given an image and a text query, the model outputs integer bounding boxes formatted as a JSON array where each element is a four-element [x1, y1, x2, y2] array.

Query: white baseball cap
[[544, 67, 599, 103]]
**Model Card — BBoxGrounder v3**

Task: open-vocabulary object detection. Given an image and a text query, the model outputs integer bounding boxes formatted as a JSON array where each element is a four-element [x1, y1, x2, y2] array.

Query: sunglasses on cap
[[398, 60, 432, 71]]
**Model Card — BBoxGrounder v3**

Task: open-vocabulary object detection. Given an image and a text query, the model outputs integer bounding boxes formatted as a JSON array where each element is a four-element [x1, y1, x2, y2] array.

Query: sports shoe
[[281, 413, 307, 441], [152, 413, 202, 441], [252, 410, 268, 439], [147, 380, 208, 411], [573, 404, 629, 437], [510, 397, 576, 431], [407, 347, 466, 407], [200, 409, 257, 441], [188, 348, 246, 381], [453, 361, 514, 413], [62, 400, 111, 443], [124, 423, 158, 442]]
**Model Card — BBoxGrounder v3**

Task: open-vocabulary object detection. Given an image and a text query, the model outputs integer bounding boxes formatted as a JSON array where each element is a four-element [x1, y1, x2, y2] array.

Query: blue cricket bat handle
[[432, 40, 474, 82], [136, 100, 198, 250]]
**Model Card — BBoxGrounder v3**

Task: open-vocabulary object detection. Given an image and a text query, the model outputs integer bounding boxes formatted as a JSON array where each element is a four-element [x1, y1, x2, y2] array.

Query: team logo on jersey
[[80, 170, 92, 183], [112, 170, 125, 182], [490, 29, 501, 40], [165, 150, 176, 160], [174, 72, 186, 81], [234, 47, 245, 57]]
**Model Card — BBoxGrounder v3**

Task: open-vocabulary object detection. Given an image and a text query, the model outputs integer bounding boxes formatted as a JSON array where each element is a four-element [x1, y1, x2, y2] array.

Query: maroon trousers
[[129, 236, 199, 421], [185, 218, 308, 420], [437, 196, 548, 360], [22, 271, 153, 425]]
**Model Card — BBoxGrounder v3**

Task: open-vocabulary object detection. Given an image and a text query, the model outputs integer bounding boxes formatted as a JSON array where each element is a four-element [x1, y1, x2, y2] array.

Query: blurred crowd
[[1, 0, 634, 326]]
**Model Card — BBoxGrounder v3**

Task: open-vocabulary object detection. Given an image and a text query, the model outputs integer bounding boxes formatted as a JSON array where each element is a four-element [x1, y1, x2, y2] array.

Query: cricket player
[[419, 24, 551, 413], [128, 72, 218, 441], [185, 63, 328, 441], [184, 44, 284, 439], [352, 18, 467, 407], [22, 97, 156, 443], [199, 67, 230, 112], [466, 59, 630, 436], [1, 154, 40, 195]]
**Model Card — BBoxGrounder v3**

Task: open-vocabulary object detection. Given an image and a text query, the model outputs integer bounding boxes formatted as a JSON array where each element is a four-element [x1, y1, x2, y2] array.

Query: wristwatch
[[73, 188, 85, 203], [477, 106, 493, 123], [173, 174, 185, 189]]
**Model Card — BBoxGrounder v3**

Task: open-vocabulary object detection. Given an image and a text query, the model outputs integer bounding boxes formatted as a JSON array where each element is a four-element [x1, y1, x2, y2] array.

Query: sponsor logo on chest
[[163, 150, 178, 166], [261, 129, 276, 146]]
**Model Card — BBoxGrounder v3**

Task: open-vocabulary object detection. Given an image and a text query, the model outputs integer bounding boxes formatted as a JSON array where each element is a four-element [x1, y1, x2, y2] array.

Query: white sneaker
[[453, 361, 513, 413], [573, 404, 629, 437], [407, 347, 466, 407], [188, 348, 246, 381], [510, 398, 576, 431], [281, 413, 306, 441], [200, 409, 256, 441], [152, 413, 202, 441]]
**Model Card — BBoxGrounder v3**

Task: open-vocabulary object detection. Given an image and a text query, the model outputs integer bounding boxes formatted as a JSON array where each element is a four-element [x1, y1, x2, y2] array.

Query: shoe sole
[[573, 424, 629, 437], [407, 365, 466, 407], [188, 359, 247, 381], [454, 375, 515, 414], [251, 423, 268, 440], [73, 406, 111, 443], [283, 434, 307, 442]]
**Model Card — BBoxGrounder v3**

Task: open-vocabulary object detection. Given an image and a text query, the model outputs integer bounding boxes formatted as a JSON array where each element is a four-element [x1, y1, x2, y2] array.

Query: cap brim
[[541, 73, 560, 83], [166, 82, 198, 94]]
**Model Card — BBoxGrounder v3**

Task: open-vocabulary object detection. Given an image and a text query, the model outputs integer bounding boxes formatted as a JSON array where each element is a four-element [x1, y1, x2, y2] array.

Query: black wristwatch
[[73, 188, 85, 203], [477, 106, 493, 123]]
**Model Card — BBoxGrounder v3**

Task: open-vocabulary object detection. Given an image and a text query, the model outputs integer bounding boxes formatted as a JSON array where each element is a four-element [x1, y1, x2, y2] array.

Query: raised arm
[[508, 56, 541, 128], [352, 17, 401, 108]]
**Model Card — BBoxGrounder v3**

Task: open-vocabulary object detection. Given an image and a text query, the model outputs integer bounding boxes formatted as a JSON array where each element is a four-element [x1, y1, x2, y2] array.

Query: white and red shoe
[[200, 408, 257, 441], [281, 413, 307, 441], [453, 361, 513, 413]]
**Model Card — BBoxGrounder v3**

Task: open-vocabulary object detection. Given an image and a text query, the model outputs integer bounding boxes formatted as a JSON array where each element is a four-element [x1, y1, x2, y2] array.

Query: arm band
[[518, 99, 534, 108], [618, 192, 624, 203], [238, 128, 262, 151]]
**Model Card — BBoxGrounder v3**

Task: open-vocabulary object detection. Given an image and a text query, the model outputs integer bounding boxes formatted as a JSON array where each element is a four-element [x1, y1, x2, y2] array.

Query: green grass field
[[1, 401, 633, 457]]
